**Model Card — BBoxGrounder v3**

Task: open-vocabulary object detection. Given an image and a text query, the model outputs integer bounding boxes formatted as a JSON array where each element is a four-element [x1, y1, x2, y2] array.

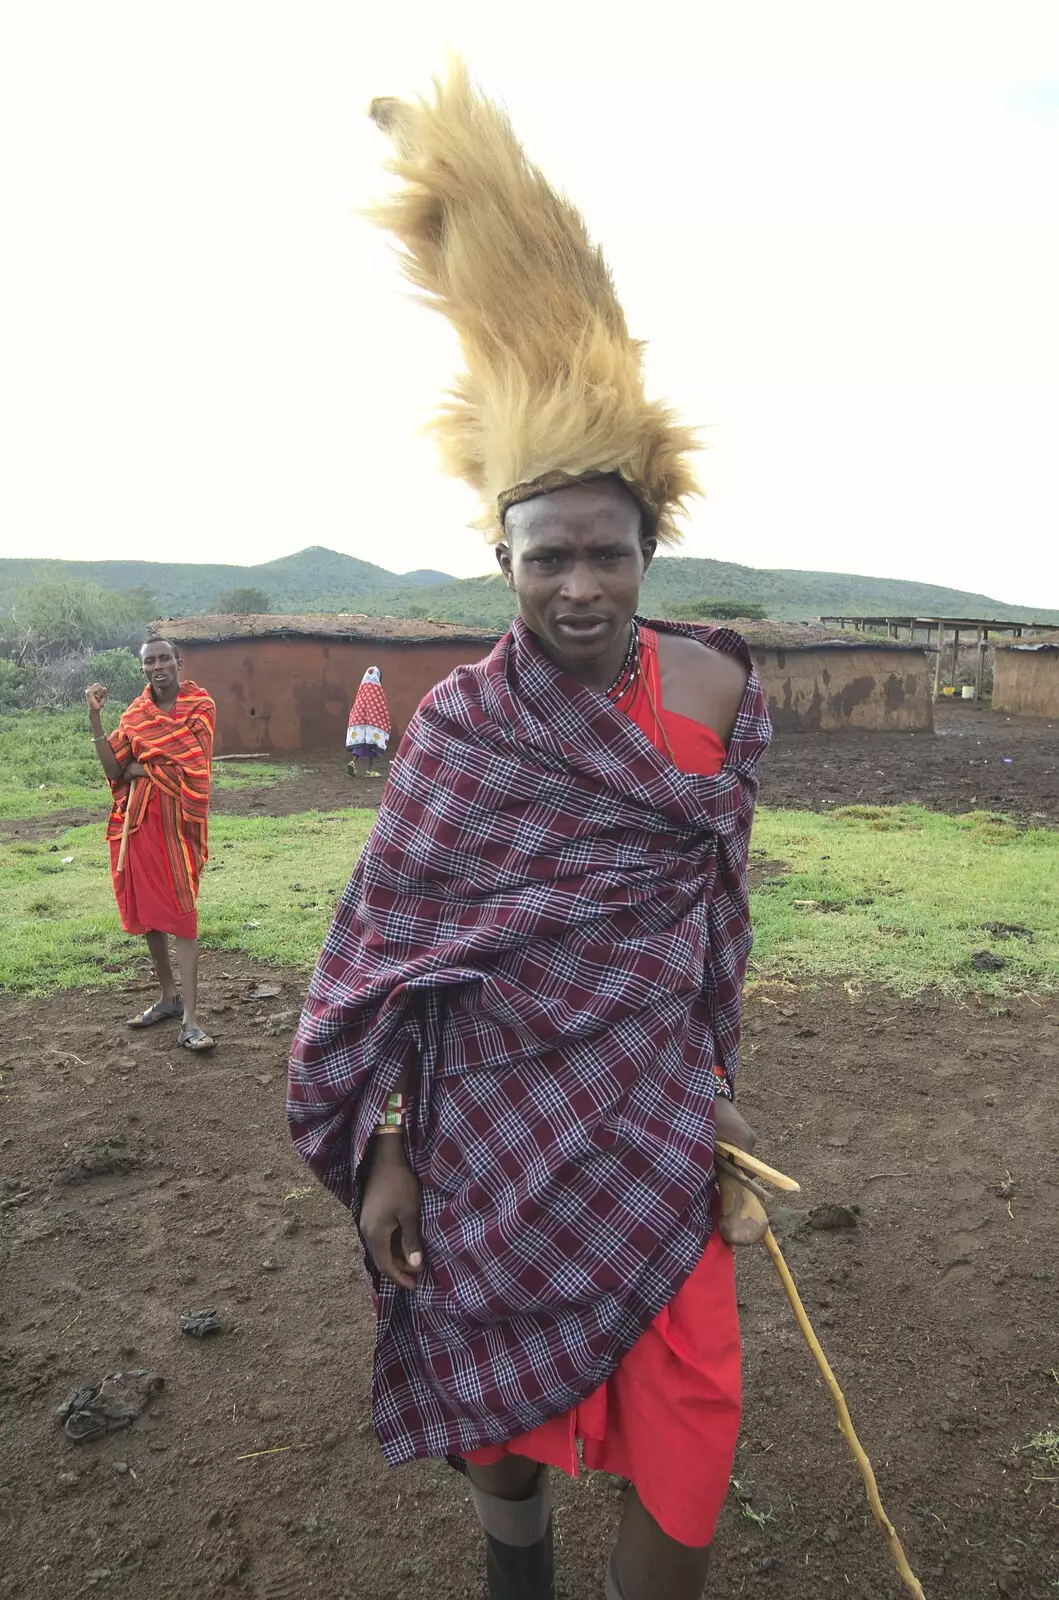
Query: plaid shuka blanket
[[288, 616, 771, 1464]]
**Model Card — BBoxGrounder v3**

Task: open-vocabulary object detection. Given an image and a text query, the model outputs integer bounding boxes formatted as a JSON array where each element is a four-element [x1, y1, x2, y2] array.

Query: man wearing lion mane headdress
[[288, 61, 772, 1600]]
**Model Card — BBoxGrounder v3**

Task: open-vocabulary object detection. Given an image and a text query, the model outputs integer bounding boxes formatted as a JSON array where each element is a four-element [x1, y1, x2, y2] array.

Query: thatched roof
[[994, 630, 1059, 652], [693, 619, 925, 652], [149, 612, 925, 653], [149, 613, 502, 647]]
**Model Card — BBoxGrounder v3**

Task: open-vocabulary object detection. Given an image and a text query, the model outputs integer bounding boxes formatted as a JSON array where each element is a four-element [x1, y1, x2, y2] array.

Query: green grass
[[2, 797, 1056, 999], [749, 805, 1059, 995], [0, 809, 373, 992], [0, 708, 295, 819]]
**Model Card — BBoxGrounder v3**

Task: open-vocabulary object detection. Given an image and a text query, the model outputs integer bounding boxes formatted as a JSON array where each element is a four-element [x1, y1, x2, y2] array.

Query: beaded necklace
[[605, 624, 641, 704]]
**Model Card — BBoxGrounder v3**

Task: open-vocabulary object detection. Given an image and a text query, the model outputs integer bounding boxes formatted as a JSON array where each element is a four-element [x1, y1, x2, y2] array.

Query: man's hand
[[714, 1096, 757, 1156], [714, 1097, 765, 1246], [123, 762, 148, 779], [86, 683, 109, 714], [360, 1136, 425, 1291]]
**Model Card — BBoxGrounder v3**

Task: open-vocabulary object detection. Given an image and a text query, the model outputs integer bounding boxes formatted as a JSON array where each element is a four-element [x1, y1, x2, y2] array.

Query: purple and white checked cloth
[[288, 616, 771, 1464]]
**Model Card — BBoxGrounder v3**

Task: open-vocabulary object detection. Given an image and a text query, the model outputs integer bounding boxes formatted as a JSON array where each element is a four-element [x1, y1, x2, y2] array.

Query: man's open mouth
[[555, 617, 609, 640]]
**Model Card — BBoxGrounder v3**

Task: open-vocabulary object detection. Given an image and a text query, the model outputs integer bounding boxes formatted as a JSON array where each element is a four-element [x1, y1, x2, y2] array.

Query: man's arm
[[85, 684, 125, 784]]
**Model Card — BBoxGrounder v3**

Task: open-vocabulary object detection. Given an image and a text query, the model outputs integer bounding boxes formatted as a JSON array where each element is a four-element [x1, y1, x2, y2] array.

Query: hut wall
[[992, 651, 1059, 718], [177, 637, 495, 755], [750, 646, 933, 733]]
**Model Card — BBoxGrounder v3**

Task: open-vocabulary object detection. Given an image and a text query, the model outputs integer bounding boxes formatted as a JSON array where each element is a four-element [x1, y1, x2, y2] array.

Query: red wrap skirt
[[109, 798, 199, 940], [465, 1224, 741, 1547]]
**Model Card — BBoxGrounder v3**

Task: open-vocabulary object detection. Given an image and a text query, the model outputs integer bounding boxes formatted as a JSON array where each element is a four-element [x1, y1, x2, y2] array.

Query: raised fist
[[85, 683, 109, 713]]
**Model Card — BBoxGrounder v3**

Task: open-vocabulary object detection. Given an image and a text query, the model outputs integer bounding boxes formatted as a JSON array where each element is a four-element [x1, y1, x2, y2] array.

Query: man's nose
[[560, 562, 603, 604]]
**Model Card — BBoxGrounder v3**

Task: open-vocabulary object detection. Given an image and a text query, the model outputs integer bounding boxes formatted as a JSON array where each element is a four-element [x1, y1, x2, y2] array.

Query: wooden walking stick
[[116, 779, 137, 873], [716, 1141, 927, 1600]]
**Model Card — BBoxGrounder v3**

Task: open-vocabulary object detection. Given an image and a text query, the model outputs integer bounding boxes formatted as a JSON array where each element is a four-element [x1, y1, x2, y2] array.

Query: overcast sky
[[2, 1, 1058, 608]]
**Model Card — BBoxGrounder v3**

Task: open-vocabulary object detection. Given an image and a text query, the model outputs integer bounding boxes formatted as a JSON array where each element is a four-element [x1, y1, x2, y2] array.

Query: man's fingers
[[366, 1227, 418, 1291], [365, 1213, 423, 1289], [396, 1208, 425, 1273]]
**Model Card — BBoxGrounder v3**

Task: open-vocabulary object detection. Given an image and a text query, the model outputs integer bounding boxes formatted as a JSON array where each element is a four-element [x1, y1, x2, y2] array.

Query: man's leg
[[464, 1457, 554, 1600], [145, 930, 178, 1002], [174, 937, 200, 1029], [608, 1489, 711, 1600]]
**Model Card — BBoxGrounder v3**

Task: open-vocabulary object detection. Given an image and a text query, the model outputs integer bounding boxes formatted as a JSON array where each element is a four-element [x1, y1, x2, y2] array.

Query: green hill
[[1, 545, 1054, 628], [0, 547, 431, 617]]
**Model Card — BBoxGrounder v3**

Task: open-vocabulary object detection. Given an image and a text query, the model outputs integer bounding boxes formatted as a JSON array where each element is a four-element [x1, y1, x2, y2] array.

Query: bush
[[81, 648, 145, 708], [667, 598, 768, 621], [2, 575, 154, 660], [10, 647, 144, 711], [212, 586, 271, 614], [0, 658, 28, 712]]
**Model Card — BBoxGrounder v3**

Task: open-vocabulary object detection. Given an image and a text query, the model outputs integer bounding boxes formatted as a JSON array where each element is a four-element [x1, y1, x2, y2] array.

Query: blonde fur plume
[[367, 61, 700, 545]]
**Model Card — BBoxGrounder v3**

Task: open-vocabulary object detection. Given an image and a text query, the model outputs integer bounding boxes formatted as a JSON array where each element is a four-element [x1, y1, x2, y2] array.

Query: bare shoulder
[[656, 631, 750, 742]]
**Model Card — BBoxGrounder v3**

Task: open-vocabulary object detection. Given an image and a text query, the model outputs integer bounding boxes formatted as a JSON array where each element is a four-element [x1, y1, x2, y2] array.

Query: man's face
[[141, 642, 180, 696], [498, 481, 654, 683]]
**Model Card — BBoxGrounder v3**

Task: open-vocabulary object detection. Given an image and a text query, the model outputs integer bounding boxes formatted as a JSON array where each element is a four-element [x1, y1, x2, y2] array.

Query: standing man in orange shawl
[[86, 639, 217, 1052]]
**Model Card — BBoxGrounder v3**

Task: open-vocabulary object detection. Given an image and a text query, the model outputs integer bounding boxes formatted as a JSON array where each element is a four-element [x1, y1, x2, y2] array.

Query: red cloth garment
[[288, 615, 770, 1467], [467, 1225, 740, 1546], [465, 630, 740, 1545], [348, 679, 391, 737], [106, 681, 216, 933], [108, 798, 200, 939]]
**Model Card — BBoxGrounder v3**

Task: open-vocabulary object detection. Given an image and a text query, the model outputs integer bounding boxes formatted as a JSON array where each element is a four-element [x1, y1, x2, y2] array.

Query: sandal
[[178, 1025, 216, 1053], [127, 997, 183, 1029]]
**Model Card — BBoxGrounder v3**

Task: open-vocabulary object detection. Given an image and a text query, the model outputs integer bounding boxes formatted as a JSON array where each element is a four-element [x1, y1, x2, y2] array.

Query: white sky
[[2, 0, 1058, 608]]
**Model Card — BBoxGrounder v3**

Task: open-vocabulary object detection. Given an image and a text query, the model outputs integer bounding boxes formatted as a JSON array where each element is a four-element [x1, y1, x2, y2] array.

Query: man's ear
[[640, 536, 658, 576], [495, 542, 515, 592]]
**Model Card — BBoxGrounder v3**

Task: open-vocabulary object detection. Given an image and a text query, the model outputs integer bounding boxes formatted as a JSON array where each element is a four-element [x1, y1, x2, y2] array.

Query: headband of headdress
[[368, 60, 700, 544]]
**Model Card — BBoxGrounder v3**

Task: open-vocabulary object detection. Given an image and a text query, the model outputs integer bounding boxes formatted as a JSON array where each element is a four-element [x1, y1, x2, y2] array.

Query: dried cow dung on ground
[[970, 950, 1007, 973], [808, 1204, 860, 1231], [57, 1370, 164, 1442], [981, 922, 1034, 942], [59, 1138, 143, 1184], [180, 1309, 225, 1338]]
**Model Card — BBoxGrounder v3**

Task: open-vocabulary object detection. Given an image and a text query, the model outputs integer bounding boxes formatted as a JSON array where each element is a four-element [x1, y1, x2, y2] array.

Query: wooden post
[[974, 629, 986, 701], [932, 626, 945, 701], [951, 628, 961, 688]]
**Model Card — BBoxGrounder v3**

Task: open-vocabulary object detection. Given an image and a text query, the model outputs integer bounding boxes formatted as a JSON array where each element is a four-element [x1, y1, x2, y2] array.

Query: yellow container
[[942, 686, 956, 697]]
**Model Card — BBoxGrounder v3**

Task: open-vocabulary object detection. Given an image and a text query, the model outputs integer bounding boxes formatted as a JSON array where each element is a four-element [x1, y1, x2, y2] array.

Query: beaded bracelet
[[375, 1091, 410, 1134]]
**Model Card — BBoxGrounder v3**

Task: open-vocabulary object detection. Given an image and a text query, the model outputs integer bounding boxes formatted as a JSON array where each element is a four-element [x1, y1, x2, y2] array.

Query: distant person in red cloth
[[345, 665, 391, 779], [86, 640, 217, 1052]]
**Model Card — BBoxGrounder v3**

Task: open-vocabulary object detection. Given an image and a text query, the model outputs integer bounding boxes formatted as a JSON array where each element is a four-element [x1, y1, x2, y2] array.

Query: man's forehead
[[142, 641, 177, 658]]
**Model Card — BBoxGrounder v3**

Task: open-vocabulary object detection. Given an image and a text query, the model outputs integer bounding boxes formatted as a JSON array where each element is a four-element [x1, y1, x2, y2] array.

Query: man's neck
[[150, 684, 180, 712]]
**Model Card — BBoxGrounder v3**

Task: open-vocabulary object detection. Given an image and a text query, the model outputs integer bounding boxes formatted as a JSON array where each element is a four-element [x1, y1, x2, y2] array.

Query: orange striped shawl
[[106, 681, 216, 913]]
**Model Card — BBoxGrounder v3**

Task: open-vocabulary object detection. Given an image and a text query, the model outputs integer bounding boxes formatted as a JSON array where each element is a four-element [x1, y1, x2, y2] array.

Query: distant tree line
[[667, 598, 767, 621], [0, 574, 155, 711]]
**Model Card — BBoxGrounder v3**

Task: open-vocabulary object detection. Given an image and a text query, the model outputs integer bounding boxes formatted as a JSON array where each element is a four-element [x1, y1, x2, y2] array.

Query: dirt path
[[2, 959, 1056, 1599], [760, 702, 1059, 825], [214, 701, 1059, 827]]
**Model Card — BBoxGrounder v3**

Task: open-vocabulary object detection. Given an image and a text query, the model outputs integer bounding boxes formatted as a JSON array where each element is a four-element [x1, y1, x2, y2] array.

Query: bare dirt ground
[[760, 703, 1058, 825], [206, 702, 1059, 828], [2, 956, 1057, 1600]]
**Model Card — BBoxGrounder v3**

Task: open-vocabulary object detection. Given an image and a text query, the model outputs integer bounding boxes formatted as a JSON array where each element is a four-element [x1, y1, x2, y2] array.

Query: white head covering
[[362, 666, 382, 685]]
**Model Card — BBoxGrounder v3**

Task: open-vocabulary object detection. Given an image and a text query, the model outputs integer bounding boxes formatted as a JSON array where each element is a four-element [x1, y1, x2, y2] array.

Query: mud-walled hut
[[715, 621, 934, 733], [150, 614, 502, 755], [152, 613, 934, 752], [992, 632, 1059, 719]]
